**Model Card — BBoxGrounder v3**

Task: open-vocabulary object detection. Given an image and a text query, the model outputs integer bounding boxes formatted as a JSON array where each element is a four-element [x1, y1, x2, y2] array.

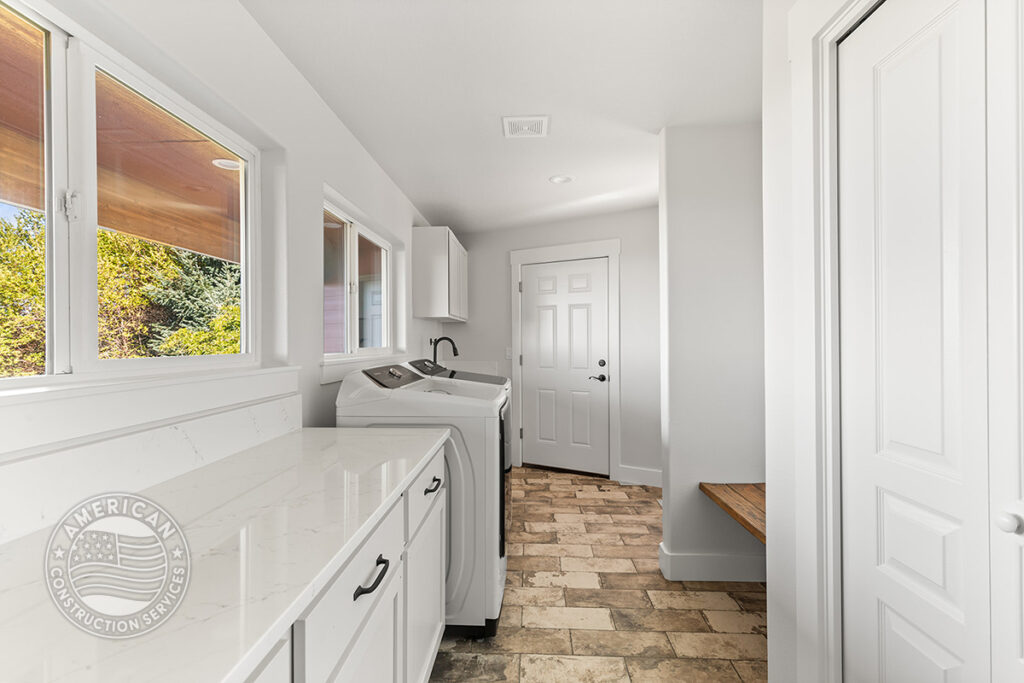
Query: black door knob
[[588, 374, 607, 382]]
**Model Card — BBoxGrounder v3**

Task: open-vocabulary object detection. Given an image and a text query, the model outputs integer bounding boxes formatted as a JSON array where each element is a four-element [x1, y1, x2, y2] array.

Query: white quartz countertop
[[0, 427, 450, 682]]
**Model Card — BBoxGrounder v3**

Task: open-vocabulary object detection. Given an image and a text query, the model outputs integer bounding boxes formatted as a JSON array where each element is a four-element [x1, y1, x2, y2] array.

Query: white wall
[[440, 206, 662, 482], [0, 0, 442, 539], [658, 123, 766, 581], [762, 0, 800, 678]]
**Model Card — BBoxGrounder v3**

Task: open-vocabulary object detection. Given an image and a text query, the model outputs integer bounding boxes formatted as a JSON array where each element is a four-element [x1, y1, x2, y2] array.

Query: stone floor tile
[[703, 610, 766, 634], [599, 573, 685, 591], [521, 606, 614, 630], [522, 543, 593, 557], [729, 592, 768, 612], [429, 652, 520, 681], [683, 581, 765, 593], [556, 532, 624, 545], [731, 660, 768, 682], [503, 587, 566, 606], [516, 512, 556, 522], [621, 534, 665, 546], [507, 555, 562, 572], [632, 559, 662, 572], [570, 630, 674, 657], [506, 570, 523, 587], [564, 588, 652, 609], [648, 590, 740, 611], [561, 557, 637, 573], [592, 544, 659, 559], [625, 657, 741, 682], [553, 513, 613, 523], [575, 490, 630, 500], [499, 605, 523, 628], [519, 654, 629, 683], [508, 531, 557, 544], [610, 608, 710, 633], [506, 542, 524, 556], [667, 633, 768, 660], [584, 523, 650, 535], [445, 627, 573, 655], [523, 571, 601, 589], [524, 521, 588, 533]]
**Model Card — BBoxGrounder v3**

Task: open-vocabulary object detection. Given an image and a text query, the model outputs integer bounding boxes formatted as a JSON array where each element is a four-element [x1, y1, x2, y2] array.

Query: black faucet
[[430, 336, 459, 365]]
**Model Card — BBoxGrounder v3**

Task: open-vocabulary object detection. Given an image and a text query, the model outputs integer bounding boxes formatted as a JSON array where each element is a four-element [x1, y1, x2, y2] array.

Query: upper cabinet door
[[448, 232, 462, 319], [412, 226, 468, 322]]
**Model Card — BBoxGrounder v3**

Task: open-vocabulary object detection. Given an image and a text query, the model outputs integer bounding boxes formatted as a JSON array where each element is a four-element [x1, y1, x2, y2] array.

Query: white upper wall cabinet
[[412, 226, 468, 322]]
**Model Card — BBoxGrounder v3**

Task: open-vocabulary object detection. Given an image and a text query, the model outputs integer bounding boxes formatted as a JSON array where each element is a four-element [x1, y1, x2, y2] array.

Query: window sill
[[0, 364, 295, 406], [320, 350, 409, 385]]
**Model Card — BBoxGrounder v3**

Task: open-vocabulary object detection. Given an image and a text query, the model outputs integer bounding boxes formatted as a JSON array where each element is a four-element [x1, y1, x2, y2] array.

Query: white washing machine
[[336, 361, 510, 637]]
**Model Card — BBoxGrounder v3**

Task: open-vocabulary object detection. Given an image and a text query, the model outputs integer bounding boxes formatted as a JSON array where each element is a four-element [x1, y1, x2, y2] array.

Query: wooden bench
[[699, 482, 766, 544]]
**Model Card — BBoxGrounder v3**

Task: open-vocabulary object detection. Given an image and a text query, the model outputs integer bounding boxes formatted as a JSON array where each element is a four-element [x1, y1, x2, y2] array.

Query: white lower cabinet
[[405, 491, 446, 683], [331, 564, 404, 683], [292, 446, 446, 683]]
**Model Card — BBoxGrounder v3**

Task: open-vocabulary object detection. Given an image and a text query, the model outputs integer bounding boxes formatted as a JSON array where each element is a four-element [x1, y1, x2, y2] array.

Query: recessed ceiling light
[[548, 175, 574, 184], [212, 158, 241, 170]]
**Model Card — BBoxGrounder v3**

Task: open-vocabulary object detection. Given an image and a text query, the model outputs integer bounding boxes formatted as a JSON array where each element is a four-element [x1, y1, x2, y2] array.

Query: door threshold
[[520, 462, 610, 479]]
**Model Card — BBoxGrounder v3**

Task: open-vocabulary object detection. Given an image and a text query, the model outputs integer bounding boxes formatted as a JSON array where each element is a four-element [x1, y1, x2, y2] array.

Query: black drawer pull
[[424, 476, 442, 495], [352, 554, 389, 601]]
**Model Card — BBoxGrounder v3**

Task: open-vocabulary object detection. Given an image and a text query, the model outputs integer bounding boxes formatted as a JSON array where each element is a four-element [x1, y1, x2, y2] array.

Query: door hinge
[[62, 191, 80, 221], [518, 354, 522, 366], [519, 427, 523, 439], [518, 281, 523, 293]]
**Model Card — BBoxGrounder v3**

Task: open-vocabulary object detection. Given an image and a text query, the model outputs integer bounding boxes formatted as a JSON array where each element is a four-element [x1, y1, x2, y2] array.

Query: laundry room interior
[[1, 0, 1020, 681]]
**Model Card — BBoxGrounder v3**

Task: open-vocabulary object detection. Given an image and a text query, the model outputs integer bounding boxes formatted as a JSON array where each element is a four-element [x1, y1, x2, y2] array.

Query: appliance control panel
[[363, 364, 423, 389]]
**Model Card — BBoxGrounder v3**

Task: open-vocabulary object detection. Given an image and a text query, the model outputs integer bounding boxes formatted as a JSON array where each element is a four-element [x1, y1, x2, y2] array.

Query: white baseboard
[[613, 464, 662, 487], [659, 543, 766, 582]]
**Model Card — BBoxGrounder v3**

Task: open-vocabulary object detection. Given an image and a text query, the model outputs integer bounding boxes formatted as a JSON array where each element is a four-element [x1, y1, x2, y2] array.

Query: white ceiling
[[241, 0, 762, 232]]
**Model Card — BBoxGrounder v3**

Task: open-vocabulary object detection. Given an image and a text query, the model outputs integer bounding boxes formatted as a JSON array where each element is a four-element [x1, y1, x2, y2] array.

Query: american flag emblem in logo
[[68, 531, 166, 604]]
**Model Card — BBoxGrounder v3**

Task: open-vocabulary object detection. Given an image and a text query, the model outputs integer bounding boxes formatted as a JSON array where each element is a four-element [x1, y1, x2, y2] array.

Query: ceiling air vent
[[502, 115, 549, 138]]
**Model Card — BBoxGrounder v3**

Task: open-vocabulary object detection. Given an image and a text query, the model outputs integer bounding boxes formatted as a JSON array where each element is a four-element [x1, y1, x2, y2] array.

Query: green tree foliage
[[97, 230, 179, 359], [0, 210, 46, 377], [0, 207, 242, 376], [157, 304, 241, 356], [147, 248, 241, 355]]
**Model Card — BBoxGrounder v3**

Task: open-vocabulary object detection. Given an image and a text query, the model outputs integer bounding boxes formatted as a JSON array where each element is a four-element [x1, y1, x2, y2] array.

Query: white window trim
[[0, 6, 262, 388], [321, 196, 394, 367]]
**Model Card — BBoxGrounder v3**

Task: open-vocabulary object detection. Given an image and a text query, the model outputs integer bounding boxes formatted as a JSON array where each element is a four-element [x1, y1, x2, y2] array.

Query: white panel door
[[838, 0, 989, 681], [988, 0, 1024, 679], [521, 258, 609, 475]]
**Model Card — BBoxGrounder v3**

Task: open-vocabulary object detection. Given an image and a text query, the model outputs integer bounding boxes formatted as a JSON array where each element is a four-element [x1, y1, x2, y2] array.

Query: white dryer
[[336, 361, 510, 637]]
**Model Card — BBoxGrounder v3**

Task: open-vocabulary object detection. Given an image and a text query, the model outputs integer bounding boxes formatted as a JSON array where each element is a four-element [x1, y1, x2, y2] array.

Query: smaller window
[[323, 207, 390, 356]]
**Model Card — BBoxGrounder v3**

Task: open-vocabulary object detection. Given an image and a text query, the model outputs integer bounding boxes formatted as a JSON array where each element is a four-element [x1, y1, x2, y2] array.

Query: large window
[[0, 3, 47, 377], [323, 206, 389, 356], [0, 2, 255, 382]]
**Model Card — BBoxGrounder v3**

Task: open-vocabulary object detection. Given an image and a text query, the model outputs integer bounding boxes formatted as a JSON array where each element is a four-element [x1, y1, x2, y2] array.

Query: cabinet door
[[405, 493, 446, 683], [331, 564, 404, 683], [447, 234, 460, 318], [458, 245, 468, 320]]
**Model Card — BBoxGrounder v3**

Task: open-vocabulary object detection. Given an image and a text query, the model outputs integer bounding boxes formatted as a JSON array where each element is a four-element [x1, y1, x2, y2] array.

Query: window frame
[[321, 199, 392, 363], [0, 10, 262, 388]]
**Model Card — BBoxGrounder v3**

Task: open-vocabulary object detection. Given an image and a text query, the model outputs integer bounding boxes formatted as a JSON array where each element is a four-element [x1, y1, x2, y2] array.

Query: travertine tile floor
[[430, 466, 768, 682]]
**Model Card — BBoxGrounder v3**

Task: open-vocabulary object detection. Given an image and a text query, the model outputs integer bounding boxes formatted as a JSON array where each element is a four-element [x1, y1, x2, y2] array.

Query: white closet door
[[838, 0, 989, 680], [988, 1, 1024, 679]]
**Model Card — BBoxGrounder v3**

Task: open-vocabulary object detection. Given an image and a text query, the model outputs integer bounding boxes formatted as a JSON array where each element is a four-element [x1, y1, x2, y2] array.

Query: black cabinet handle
[[424, 476, 442, 495], [352, 554, 389, 601]]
